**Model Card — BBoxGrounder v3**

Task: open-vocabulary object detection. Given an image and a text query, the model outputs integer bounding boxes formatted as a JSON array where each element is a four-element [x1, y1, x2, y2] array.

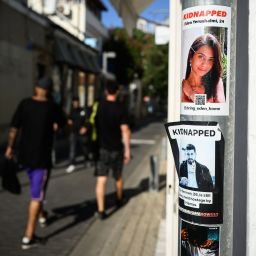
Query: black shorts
[[95, 148, 124, 179]]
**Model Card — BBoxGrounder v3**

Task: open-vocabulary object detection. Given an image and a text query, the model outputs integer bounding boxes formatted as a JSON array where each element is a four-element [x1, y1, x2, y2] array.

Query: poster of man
[[181, 5, 231, 116], [180, 220, 220, 256], [165, 121, 224, 224], [179, 143, 215, 191]]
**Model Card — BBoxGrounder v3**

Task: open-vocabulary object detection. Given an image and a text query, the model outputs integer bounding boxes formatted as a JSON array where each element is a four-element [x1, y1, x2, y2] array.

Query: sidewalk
[[0, 120, 167, 256], [69, 137, 167, 256]]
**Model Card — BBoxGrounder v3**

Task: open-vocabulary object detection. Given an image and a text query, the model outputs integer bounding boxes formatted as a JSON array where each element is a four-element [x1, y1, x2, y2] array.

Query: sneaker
[[38, 217, 47, 228], [66, 164, 75, 173], [21, 236, 41, 250], [95, 211, 107, 220], [38, 210, 48, 227]]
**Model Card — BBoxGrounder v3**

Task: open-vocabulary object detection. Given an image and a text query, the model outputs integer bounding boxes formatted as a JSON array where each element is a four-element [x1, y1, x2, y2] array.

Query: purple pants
[[26, 168, 47, 201]]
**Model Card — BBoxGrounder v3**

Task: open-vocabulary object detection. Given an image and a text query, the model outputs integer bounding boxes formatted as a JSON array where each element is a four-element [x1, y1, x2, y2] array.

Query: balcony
[[86, 8, 108, 40]]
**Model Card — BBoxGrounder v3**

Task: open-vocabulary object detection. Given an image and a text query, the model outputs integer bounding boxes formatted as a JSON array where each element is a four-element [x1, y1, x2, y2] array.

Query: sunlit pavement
[[0, 117, 166, 256]]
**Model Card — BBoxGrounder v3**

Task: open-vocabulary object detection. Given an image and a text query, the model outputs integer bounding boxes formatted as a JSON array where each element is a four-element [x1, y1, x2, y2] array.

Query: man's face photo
[[186, 149, 196, 164]]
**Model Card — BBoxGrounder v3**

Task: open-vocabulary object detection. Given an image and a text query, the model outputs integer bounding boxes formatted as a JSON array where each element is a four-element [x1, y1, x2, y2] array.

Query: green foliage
[[103, 28, 168, 103], [103, 28, 140, 85], [142, 44, 168, 103]]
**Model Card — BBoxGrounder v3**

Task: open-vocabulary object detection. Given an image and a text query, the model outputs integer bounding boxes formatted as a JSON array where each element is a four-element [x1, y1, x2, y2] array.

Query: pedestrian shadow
[[43, 199, 98, 241], [43, 174, 166, 241], [106, 174, 166, 218]]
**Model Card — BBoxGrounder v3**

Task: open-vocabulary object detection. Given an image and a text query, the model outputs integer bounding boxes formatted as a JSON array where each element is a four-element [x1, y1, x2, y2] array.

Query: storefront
[[53, 30, 101, 115]]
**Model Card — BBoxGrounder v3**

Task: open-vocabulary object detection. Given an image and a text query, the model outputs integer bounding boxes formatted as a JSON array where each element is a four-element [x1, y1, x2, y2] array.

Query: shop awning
[[54, 38, 75, 66], [68, 46, 85, 70], [55, 38, 101, 73], [80, 51, 100, 73], [88, 54, 101, 74]]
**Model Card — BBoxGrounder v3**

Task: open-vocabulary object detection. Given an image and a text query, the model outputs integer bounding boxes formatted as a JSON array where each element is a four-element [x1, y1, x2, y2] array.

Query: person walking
[[95, 82, 131, 219], [5, 77, 66, 249], [65, 96, 89, 173]]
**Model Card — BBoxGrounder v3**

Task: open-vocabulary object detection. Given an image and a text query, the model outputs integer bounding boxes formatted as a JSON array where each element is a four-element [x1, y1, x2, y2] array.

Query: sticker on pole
[[181, 5, 231, 116], [165, 121, 224, 224], [180, 220, 220, 256]]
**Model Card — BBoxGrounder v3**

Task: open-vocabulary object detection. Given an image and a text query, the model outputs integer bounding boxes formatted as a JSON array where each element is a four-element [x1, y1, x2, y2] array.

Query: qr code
[[195, 94, 206, 105]]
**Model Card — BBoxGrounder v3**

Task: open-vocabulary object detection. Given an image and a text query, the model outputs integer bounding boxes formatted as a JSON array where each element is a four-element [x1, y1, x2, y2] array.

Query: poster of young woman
[[181, 5, 231, 116]]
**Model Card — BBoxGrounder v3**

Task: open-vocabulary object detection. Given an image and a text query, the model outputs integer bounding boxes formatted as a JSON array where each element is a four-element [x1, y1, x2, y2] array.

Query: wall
[[0, 2, 47, 143]]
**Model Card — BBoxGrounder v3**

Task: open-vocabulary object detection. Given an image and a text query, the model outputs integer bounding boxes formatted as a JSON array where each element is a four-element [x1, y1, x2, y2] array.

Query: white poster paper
[[181, 5, 231, 116]]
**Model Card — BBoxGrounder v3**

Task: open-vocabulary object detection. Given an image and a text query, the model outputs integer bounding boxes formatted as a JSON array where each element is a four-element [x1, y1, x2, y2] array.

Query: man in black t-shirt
[[95, 83, 131, 219], [5, 77, 66, 249]]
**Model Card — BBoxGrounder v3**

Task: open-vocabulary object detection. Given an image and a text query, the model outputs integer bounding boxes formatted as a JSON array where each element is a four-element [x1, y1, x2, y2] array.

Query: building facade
[[0, 0, 108, 150]]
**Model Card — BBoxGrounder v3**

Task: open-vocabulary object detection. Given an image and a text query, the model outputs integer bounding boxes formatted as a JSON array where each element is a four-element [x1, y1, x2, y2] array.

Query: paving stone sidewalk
[[69, 137, 167, 256], [0, 121, 167, 256]]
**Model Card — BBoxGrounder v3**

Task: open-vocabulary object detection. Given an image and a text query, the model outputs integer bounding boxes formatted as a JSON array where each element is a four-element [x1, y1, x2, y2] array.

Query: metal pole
[[233, 1, 248, 255], [167, 0, 240, 255], [149, 155, 159, 192], [180, 1, 236, 255]]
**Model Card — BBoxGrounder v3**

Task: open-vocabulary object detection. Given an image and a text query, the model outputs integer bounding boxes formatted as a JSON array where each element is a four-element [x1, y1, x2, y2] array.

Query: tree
[[143, 44, 168, 105], [103, 28, 138, 85], [103, 28, 168, 106]]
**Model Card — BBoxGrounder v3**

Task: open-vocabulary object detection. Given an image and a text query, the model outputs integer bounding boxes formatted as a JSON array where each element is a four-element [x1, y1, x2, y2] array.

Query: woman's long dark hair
[[185, 34, 222, 99]]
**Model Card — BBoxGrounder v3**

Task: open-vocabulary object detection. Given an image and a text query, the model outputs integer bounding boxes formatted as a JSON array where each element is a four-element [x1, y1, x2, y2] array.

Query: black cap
[[37, 77, 53, 90]]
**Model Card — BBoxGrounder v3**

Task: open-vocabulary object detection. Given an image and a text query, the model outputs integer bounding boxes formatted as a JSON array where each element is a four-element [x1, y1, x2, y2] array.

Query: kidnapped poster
[[165, 121, 224, 224]]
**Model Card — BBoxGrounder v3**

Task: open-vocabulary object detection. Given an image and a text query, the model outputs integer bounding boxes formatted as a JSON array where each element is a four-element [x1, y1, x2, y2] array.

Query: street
[[0, 118, 166, 256]]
